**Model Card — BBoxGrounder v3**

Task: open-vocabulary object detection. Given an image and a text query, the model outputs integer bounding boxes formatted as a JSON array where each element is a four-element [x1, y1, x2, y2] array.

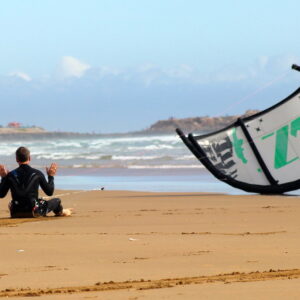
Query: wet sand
[[0, 190, 299, 299]]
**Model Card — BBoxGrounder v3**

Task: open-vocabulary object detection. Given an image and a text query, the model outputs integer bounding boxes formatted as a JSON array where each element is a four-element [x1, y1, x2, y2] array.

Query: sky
[[1, 0, 300, 133]]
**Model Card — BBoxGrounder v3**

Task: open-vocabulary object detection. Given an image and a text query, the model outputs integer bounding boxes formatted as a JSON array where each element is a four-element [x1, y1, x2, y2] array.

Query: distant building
[[8, 122, 21, 128]]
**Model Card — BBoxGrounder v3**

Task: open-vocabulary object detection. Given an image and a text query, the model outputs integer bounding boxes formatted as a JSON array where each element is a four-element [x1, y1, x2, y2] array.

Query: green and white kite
[[177, 64, 300, 194]]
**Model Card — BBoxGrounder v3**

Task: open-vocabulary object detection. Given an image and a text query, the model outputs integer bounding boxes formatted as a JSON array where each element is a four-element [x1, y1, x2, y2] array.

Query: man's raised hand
[[46, 163, 58, 176], [0, 165, 8, 177]]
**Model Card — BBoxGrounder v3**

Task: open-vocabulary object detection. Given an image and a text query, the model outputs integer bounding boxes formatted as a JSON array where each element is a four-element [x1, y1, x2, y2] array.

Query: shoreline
[[53, 170, 247, 194]]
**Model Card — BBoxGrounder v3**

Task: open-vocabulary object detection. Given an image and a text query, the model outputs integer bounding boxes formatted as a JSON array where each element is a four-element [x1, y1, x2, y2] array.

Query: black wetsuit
[[0, 164, 62, 218]]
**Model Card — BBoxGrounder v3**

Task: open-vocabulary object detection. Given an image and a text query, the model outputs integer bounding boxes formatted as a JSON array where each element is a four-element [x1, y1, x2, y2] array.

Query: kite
[[176, 64, 300, 194]]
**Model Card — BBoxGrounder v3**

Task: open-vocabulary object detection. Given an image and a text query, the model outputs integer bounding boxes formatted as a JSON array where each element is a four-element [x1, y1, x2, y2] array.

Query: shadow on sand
[[0, 216, 57, 227]]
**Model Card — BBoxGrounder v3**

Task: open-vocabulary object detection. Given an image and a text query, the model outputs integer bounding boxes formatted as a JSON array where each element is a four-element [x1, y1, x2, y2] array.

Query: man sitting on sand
[[0, 146, 71, 218]]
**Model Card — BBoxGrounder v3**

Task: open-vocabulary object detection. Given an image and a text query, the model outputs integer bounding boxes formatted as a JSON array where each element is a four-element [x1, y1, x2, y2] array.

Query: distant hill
[[0, 110, 260, 139], [141, 110, 260, 134], [0, 127, 45, 134]]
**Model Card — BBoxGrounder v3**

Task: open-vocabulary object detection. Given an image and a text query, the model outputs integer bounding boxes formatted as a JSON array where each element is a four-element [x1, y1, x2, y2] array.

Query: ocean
[[0, 134, 250, 194], [0, 134, 194, 169]]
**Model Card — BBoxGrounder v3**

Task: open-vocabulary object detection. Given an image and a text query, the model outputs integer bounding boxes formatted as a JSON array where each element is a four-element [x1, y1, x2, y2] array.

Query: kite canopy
[[177, 87, 300, 194]]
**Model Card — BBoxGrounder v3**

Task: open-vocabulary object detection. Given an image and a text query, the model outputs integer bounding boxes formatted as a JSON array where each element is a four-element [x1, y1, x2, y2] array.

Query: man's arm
[[39, 163, 57, 196], [0, 165, 10, 198]]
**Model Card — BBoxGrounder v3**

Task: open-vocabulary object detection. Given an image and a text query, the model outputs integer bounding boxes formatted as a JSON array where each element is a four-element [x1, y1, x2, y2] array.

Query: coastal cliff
[[141, 110, 259, 134]]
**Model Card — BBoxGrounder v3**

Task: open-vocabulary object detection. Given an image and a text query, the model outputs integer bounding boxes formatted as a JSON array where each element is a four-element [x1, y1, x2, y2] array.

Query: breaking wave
[[0, 134, 200, 170]]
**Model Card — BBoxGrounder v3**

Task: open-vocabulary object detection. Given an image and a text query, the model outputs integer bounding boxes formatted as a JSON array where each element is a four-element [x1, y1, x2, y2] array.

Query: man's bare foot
[[61, 208, 73, 216]]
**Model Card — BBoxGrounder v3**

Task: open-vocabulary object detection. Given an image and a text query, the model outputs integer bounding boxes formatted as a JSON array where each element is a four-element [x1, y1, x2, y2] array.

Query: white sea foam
[[82, 155, 101, 160], [128, 165, 204, 169], [36, 153, 76, 160], [0, 134, 194, 169], [72, 164, 84, 168], [175, 155, 195, 160], [112, 155, 163, 161]]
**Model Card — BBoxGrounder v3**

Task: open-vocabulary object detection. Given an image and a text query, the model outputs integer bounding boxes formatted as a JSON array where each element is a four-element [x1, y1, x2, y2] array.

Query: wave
[[0, 135, 197, 170], [36, 153, 76, 160], [33, 154, 177, 161], [175, 155, 195, 160], [127, 165, 205, 169], [112, 155, 172, 161], [127, 145, 176, 151], [67, 164, 204, 169]]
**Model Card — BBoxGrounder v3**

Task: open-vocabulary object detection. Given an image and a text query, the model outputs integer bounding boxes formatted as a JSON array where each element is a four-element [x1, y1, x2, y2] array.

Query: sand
[[0, 190, 299, 299]]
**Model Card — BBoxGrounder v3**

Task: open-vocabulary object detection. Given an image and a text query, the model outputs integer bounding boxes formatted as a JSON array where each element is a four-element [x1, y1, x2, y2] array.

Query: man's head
[[16, 147, 30, 164]]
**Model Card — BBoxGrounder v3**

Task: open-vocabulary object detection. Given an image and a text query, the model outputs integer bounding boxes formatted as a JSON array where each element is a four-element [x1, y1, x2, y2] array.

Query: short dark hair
[[16, 147, 30, 163]]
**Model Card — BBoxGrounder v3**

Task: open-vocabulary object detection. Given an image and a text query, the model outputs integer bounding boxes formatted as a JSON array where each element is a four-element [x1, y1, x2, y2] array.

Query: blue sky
[[1, 0, 300, 132]]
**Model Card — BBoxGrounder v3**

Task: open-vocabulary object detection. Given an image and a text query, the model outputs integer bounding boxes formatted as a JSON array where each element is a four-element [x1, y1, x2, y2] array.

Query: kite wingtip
[[175, 128, 184, 137], [291, 64, 300, 72]]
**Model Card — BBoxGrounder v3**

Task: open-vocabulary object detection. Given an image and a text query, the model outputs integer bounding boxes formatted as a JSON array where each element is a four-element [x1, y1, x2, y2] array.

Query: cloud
[[9, 71, 32, 82], [99, 66, 122, 76], [212, 66, 248, 82], [256, 56, 269, 69], [60, 56, 91, 78], [206, 54, 300, 84], [137, 63, 158, 73], [135, 63, 163, 86], [1, 54, 300, 133], [53, 54, 300, 87], [165, 64, 194, 79], [133, 63, 197, 86], [272, 54, 300, 70], [35, 53, 300, 88]]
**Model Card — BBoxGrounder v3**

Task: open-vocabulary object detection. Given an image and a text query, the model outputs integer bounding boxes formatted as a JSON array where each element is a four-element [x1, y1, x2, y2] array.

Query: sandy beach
[[0, 190, 300, 299]]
